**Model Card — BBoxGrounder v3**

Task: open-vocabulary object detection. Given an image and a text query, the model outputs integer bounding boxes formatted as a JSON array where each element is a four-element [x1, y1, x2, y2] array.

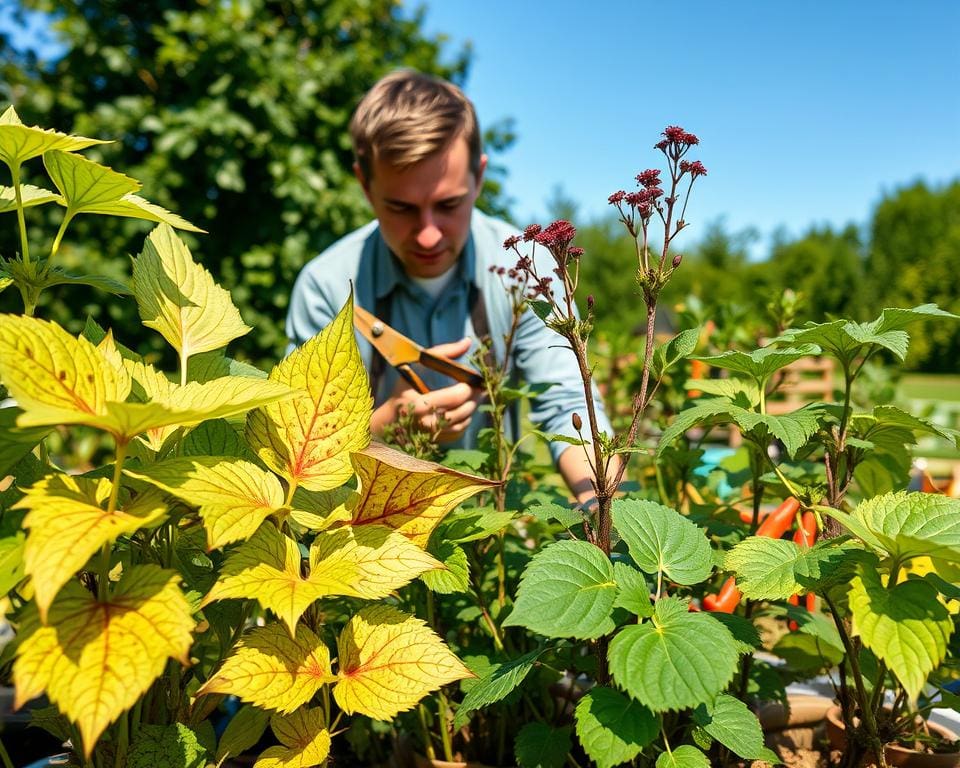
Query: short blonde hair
[[350, 70, 483, 180]]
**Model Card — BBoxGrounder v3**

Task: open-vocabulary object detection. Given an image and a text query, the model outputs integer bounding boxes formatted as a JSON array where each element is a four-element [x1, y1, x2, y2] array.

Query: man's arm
[[558, 446, 624, 507]]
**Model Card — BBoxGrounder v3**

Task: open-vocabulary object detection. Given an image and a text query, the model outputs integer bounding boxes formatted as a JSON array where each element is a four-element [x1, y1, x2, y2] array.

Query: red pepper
[[703, 576, 742, 613], [787, 511, 817, 629], [755, 497, 801, 539], [738, 507, 771, 526]]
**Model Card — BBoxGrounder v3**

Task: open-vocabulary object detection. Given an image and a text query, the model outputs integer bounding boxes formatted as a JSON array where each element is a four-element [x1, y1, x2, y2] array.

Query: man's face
[[357, 137, 487, 278]]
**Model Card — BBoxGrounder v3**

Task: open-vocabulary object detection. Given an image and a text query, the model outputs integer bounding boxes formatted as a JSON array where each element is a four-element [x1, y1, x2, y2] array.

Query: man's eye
[[387, 203, 413, 214], [439, 199, 463, 210]]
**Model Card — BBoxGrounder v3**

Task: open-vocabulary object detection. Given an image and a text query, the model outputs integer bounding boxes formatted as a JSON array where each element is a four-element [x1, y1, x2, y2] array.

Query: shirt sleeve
[[285, 260, 337, 355]]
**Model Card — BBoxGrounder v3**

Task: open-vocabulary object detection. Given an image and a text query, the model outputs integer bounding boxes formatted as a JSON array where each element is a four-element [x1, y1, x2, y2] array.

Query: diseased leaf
[[13, 566, 194, 756], [18, 475, 167, 620], [198, 623, 334, 714], [126, 457, 284, 549], [246, 295, 371, 491], [850, 566, 952, 700], [132, 224, 247, 365], [503, 540, 617, 639], [333, 605, 472, 720], [609, 598, 740, 712], [575, 687, 658, 768], [612, 499, 713, 585], [515, 722, 571, 768], [351, 441, 498, 547], [254, 708, 330, 768]]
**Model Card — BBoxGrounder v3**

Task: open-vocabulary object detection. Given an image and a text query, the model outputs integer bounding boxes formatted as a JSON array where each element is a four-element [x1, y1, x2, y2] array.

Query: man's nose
[[416, 212, 443, 250]]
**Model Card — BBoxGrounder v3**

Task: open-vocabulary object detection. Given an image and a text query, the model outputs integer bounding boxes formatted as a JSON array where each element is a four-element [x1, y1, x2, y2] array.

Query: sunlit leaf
[[198, 623, 334, 714], [127, 723, 210, 768], [83, 192, 203, 231], [0, 184, 62, 213], [692, 694, 779, 761], [421, 540, 469, 594], [612, 561, 653, 617], [289, 486, 354, 530], [656, 399, 739, 456], [729, 406, 823, 457], [850, 565, 952, 700], [613, 499, 713, 585], [850, 491, 960, 562], [503, 540, 616, 639], [333, 605, 472, 720], [14, 566, 194, 756], [652, 327, 700, 379], [351, 441, 498, 547], [655, 745, 709, 768], [0, 107, 107, 169], [132, 224, 248, 365], [454, 650, 541, 729], [0, 533, 25, 595], [609, 598, 740, 712], [18, 474, 167, 620], [694, 345, 820, 383], [246, 295, 371, 491], [44, 148, 139, 209], [253, 708, 330, 768], [575, 687, 658, 768], [724, 536, 854, 600], [126, 457, 284, 550]]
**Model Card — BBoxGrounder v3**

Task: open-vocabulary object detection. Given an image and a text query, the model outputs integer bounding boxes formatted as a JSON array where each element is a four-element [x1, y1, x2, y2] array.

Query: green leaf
[[0, 533, 25, 594], [528, 501, 584, 529], [724, 537, 853, 600], [575, 687, 658, 768], [612, 561, 652, 617], [515, 722, 571, 768], [656, 399, 739, 456], [870, 405, 957, 446], [694, 345, 820, 383], [710, 612, 762, 654], [683, 377, 760, 407], [846, 305, 960, 360], [0, 184, 62, 213], [39, 267, 131, 295], [851, 491, 960, 562], [44, 148, 139, 210], [692, 694, 780, 761], [421, 541, 470, 594], [503, 540, 616, 639], [443, 448, 488, 471], [454, 649, 541, 729], [652, 328, 700, 378], [181, 419, 244, 457], [612, 499, 713, 585], [655, 745, 710, 768], [729, 406, 823, 457], [850, 566, 953, 700], [531, 429, 586, 447], [439, 506, 515, 543], [783, 604, 844, 653], [0, 107, 107, 169], [216, 705, 270, 761], [529, 300, 554, 322], [128, 723, 209, 768], [608, 598, 740, 711], [0, 407, 51, 477]]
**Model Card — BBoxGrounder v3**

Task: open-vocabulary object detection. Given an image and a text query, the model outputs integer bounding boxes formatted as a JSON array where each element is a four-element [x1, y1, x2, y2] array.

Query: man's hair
[[350, 70, 483, 180]]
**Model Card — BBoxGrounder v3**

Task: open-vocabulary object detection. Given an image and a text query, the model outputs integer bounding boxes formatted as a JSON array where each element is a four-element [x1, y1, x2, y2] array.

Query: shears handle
[[396, 363, 431, 394]]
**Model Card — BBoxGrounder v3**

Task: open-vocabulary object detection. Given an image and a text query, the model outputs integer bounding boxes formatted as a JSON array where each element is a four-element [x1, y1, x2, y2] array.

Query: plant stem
[[11, 163, 32, 272], [50, 209, 74, 261], [114, 711, 129, 768], [0, 736, 13, 768], [99, 440, 129, 600], [417, 702, 436, 760], [437, 689, 455, 762]]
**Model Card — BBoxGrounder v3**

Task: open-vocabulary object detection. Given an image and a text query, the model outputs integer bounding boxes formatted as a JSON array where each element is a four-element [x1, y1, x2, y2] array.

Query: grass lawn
[[899, 373, 960, 401]]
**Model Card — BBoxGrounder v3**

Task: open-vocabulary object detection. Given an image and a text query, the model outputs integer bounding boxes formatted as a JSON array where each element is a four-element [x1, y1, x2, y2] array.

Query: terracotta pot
[[756, 694, 834, 752], [825, 705, 960, 767], [411, 754, 499, 768]]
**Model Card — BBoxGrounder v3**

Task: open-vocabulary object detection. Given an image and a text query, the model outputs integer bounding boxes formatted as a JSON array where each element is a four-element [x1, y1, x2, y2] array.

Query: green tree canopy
[[0, 0, 513, 366]]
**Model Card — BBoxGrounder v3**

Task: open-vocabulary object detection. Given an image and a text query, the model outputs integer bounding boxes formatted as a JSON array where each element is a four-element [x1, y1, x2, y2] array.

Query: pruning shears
[[353, 304, 484, 394]]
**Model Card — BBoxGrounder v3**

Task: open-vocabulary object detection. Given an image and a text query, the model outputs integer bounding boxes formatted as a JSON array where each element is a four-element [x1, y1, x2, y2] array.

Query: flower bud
[[587, 294, 595, 310], [572, 412, 583, 431], [672, 253, 683, 269]]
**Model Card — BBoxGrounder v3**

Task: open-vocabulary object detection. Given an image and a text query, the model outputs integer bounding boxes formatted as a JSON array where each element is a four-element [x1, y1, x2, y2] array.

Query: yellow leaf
[[0, 314, 129, 419], [246, 295, 371, 492], [17, 474, 167, 621], [13, 566, 194, 756], [96, 330, 133, 398], [132, 224, 249, 365], [351, 442, 498, 547], [333, 605, 472, 720], [309, 525, 442, 599], [254, 708, 331, 768], [79, 192, 203, 232], [0, 107, 108, 169], [125, 359, 178, 451], [126, 457, 285, 549], [289, 486, 354, 530], [202, 523, 346, 634], [0, 184, 62, 213], [198, 623, 334, 713], [44, 148, 140, 209]]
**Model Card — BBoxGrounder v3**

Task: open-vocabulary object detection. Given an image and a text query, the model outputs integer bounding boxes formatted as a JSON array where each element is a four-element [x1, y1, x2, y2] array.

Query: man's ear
[[353, 161, 373, 202], [474, 153, 488, 193]]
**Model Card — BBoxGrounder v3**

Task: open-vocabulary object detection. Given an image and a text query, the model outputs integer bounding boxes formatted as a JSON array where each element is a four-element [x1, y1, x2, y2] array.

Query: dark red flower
[[568, 247, 584, 259], [523, 224, 542, 242], [682, 132, 699, 145], [503, 234, 522, 249], [535, 219, 577, 251], [608, 190, 626, 204], [663, 125, 687, 142], [680, 160, 708, 178], [636, 169, 661, 188], [654, 139, 669, 151]]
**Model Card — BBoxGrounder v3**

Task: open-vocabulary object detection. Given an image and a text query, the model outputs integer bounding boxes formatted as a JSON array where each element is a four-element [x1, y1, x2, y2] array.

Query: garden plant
[[0, 107, 501, 767]]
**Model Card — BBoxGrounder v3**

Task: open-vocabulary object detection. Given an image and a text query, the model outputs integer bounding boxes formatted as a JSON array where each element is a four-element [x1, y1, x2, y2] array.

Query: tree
[[0, 0, 513, 365]]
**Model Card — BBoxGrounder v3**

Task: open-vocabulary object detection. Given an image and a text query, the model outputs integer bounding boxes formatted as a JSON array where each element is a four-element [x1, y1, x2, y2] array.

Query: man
[[286, 70, 612, 505]]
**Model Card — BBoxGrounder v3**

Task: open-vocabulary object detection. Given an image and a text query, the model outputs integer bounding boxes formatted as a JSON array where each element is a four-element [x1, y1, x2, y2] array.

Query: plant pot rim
[[826, 704, 960, 767]]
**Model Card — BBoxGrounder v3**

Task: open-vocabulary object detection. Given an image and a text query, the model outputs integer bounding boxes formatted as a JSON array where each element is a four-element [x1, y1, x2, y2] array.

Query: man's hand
[[371, 338, 483, 444]]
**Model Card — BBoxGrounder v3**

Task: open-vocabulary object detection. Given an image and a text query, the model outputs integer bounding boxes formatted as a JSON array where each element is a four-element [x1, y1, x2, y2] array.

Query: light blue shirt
[[286, 210, 612, 462]]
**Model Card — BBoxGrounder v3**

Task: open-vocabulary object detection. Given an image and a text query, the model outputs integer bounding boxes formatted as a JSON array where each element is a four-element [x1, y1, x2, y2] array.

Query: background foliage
[[1, 2, 957, 372]]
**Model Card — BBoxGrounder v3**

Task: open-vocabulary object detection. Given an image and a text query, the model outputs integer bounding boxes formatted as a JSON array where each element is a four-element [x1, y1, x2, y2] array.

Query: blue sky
[[420, 0, 960, 256], [3, 2, 958, 259]]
